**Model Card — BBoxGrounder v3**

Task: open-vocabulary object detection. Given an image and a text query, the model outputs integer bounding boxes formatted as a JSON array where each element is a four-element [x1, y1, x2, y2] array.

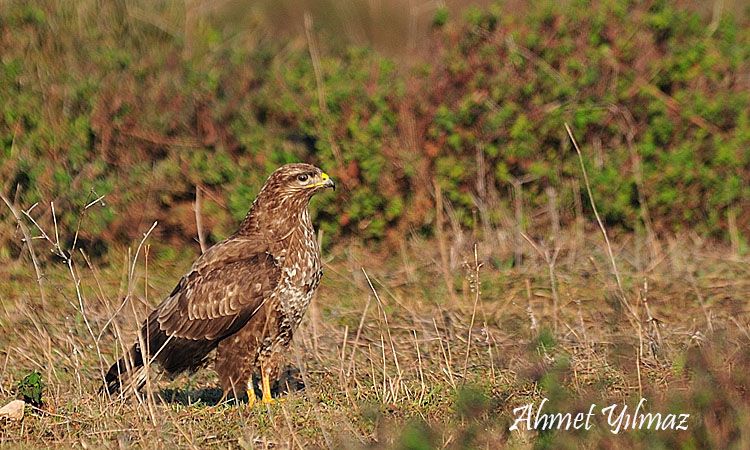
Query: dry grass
[[1, 198, 749, 448], [1, 132, 750, 446]]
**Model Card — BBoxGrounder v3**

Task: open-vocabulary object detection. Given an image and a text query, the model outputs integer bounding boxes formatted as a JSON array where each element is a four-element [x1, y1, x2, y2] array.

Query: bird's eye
[[297, 174, 309, 183]]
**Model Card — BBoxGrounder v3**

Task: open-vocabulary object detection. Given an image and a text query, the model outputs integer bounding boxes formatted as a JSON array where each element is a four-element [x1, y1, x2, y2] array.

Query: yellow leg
[[261, 370, 275, 404], [246, 388, 256, 407]]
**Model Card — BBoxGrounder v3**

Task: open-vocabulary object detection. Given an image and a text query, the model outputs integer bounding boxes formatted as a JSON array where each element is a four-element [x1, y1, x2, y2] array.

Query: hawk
[[104, 163, 335, 405]]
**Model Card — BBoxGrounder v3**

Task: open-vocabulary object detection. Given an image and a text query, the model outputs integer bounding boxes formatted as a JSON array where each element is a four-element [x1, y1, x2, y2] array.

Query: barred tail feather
[[103, 343, 146, 395], [103, 311, 219, 396]]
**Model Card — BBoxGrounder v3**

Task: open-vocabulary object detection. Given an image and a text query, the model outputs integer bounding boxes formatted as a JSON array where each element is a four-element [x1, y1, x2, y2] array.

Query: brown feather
[[104, 163, 333, 397]]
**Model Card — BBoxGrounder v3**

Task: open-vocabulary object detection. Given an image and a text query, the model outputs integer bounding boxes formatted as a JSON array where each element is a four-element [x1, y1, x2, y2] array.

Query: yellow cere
[[306, 172, 330, 188]]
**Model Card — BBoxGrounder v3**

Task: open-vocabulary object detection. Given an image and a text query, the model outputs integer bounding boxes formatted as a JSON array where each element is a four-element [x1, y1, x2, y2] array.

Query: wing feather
[[155, 238, 280, 341]]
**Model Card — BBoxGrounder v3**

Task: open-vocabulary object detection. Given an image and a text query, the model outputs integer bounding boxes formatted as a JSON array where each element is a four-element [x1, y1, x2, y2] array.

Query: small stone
[[0, 400, 25, 421]]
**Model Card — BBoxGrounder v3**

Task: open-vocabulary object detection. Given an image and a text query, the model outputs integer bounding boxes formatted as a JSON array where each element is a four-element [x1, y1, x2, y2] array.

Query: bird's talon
[[262, 395, 285, 405]]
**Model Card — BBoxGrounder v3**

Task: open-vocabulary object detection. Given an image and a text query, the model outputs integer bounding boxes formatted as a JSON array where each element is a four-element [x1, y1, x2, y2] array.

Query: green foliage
[[397, 419, 437, 450], [454, 384, 490, 420], [16, 370, 44, 407], [0, 0, 748, 259], [432, 7, 449, 28], [418, 0, 749, 237], [534, 327, 557, 352]]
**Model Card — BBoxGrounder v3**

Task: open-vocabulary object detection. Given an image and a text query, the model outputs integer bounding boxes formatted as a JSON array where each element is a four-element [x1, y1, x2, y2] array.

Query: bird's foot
[[261, 394, 285, 405], [260, 370, 285, 405]]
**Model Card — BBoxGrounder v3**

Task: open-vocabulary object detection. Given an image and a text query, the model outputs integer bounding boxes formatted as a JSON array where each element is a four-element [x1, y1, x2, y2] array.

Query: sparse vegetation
[[1, 220, 749, 447], [1, 0, 749, 448]]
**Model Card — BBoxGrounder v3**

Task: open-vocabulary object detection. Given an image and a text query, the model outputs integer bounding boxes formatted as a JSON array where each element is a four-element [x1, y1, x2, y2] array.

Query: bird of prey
[[104, 163, 335, 405]]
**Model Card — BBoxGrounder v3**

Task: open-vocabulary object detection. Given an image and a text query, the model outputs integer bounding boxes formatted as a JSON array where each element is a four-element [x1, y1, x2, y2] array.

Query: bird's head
[[238, 163, 335, 238], [268, 163, 335, 194], [252, 163, 335, 212]]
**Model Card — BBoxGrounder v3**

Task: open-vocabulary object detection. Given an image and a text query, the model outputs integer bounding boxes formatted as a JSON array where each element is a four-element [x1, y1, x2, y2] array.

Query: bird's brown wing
[[155, 238, 280, 341]]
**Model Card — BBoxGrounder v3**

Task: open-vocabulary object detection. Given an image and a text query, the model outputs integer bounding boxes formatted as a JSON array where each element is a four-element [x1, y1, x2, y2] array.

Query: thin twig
[[462, 244, 482, 379], [0, 193, 47, 306], [433, 178, 458, 303], [565, 123, 638, 323], [362, 269, 403, 401], [521, 232, 561, 332], [194, 186, 207, 254], [347, 295, 372, 378], [98, 221, 158, 339]]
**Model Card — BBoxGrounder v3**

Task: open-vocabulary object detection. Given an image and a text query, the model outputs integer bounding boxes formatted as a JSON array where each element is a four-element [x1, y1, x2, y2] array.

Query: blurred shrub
[[0, 0, 748, 259]]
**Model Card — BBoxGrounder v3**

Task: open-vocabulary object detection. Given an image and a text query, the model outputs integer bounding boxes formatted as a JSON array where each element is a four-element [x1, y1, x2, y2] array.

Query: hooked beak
[[320, 172, 335, 191]]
